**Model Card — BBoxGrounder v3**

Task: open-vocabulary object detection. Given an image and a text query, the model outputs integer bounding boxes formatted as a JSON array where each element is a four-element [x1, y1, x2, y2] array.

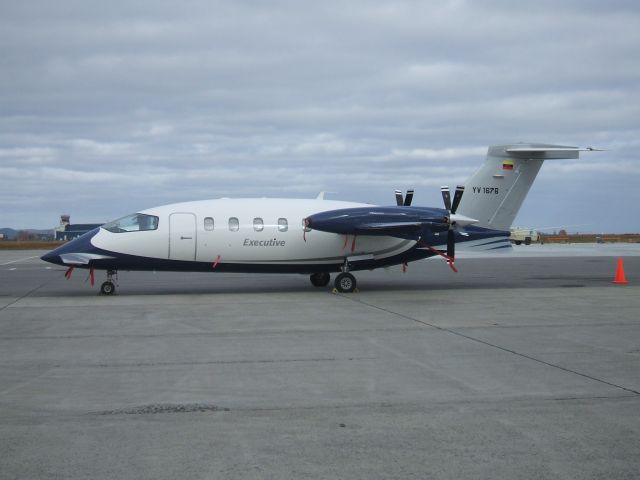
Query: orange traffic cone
[[612, 257, 629, 285]]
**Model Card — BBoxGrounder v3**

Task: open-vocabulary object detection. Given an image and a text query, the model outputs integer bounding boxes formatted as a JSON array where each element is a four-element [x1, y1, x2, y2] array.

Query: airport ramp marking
[[0, 255, 38, 266]]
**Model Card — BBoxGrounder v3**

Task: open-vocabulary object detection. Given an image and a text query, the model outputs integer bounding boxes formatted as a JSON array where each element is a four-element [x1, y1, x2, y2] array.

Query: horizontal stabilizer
[[500, 145, 602, 160], [506, 146, 603, 152]]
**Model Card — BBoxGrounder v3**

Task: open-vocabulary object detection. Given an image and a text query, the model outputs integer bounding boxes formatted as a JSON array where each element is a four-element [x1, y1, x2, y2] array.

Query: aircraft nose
[[40, 227, 101, 267], [40, 251, 62, 265]]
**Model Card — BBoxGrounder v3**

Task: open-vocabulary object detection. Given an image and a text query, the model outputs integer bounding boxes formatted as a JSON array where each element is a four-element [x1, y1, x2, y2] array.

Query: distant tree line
[[17, 230, 37, 241]]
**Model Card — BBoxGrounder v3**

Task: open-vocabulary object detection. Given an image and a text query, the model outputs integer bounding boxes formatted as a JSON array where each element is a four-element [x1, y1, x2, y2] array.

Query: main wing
[[305, 206, 453, 240]]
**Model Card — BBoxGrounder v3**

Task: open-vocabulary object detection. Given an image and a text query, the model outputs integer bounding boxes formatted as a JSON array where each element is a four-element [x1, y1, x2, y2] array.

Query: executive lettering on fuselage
[[243, 238, 286, 247]]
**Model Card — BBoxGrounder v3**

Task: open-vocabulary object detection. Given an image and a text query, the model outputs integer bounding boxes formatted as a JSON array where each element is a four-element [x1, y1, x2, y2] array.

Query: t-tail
[[456, 143, 595, 231]]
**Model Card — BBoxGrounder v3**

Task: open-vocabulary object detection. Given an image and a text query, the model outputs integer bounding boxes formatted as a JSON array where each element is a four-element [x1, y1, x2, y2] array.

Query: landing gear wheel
[[334, 272, 356, 293], [310, 272, 331, 287], [100, 281, 116, 295]]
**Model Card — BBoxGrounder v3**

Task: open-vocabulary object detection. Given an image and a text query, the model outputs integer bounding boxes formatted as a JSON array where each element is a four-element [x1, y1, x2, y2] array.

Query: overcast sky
[[1, 0, 639, 232]]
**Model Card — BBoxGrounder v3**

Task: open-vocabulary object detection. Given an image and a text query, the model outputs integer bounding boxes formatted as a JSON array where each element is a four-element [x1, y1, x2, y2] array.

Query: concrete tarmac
[[1, 246, 639, 479]]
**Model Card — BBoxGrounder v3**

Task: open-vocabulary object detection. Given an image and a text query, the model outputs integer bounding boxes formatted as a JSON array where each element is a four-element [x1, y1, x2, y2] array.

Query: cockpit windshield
[[103, 213, 159, 233]]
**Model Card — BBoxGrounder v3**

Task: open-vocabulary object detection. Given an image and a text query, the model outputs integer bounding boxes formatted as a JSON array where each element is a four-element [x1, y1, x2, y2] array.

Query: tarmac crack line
[[0, 277, 58, 313], [340, 294, 640, 396]]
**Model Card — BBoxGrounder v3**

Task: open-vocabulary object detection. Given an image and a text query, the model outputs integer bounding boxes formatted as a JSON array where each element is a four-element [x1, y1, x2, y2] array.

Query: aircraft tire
[[310, 272, 331, 287], [100, 281, 116, 295], [335, 272, 356, 293]]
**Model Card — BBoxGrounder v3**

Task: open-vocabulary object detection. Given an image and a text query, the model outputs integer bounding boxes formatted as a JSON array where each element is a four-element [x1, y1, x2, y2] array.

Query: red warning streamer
[[64, 266, 75, 280], [417, 242, 458, 272]]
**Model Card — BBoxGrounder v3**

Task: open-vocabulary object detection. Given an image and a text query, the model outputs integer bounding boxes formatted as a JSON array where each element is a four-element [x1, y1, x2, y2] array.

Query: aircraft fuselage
[[43, 198, 449, 274]]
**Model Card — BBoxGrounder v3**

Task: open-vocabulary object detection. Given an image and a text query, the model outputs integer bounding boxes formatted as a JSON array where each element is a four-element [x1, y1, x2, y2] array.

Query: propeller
[[440, 185, 466, 260], [395, 189, 414, 206]]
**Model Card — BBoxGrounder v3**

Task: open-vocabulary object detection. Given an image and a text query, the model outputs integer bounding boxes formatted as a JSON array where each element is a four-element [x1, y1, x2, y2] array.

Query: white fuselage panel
[[91, 198, 415, 265]]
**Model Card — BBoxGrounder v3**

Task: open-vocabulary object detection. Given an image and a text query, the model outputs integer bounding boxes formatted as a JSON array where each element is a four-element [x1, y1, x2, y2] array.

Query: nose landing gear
[[100, 270, 118, 295], [100, 281, 115, 295]]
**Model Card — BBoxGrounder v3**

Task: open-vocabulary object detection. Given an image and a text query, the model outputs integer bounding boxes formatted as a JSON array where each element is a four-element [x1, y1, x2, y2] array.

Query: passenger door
[[169, 213, 196, 261]]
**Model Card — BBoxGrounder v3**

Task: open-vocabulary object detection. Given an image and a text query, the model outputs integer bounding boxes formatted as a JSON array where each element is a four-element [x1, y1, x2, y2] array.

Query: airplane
[[41, 143, 597, 295]]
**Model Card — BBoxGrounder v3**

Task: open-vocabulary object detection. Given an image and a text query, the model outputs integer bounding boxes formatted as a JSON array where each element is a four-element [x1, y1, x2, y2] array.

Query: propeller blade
[[440, 186, 452, 211], [451, 185, 465, 214], [395, 190, 403, 206], [403, 189, 414, 206], [447, 229, 455, 259]]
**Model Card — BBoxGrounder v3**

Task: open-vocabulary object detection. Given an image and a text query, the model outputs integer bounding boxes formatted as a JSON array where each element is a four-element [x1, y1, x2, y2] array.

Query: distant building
[[55, 215, 102, 241]]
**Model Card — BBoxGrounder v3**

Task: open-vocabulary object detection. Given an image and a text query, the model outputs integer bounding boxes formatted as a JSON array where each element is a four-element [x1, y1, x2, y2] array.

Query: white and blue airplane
[[41, 143, 596, 294]]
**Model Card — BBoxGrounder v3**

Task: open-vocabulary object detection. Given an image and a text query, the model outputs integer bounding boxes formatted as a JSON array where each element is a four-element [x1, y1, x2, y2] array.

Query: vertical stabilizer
[[456, 144, 583, 231]]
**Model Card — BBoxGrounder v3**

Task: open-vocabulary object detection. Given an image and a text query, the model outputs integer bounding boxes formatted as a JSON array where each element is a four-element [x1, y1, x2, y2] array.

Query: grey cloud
[[1, 1, 638, 231]]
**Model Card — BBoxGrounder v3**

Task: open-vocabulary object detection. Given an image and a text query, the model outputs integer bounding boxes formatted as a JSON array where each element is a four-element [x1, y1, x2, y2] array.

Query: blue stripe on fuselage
[[40, 225, 509, 274]]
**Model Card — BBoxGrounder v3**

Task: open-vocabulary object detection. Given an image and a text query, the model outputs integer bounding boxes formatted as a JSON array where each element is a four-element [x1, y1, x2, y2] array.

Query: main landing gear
[[309, 270, 358, 293], [332, 257, 358, 293], [310, 272, 331, 287], [334, 272, 356, 293], [100, 270, 118, 295], [310, 258, 357, 293]]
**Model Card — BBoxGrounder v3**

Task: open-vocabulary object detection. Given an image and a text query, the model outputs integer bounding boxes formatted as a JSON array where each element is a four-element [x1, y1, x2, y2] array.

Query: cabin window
[[278, 218, 288, 232], [103, 213, 159, 233], [204, 217, 214, 231], [229, 217, 239, 232], [253, 218, 264, 232]]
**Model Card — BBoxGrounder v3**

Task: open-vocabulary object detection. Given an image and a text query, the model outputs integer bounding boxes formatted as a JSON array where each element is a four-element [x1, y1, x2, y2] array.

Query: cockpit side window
[[103, 213, 159, 233]]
